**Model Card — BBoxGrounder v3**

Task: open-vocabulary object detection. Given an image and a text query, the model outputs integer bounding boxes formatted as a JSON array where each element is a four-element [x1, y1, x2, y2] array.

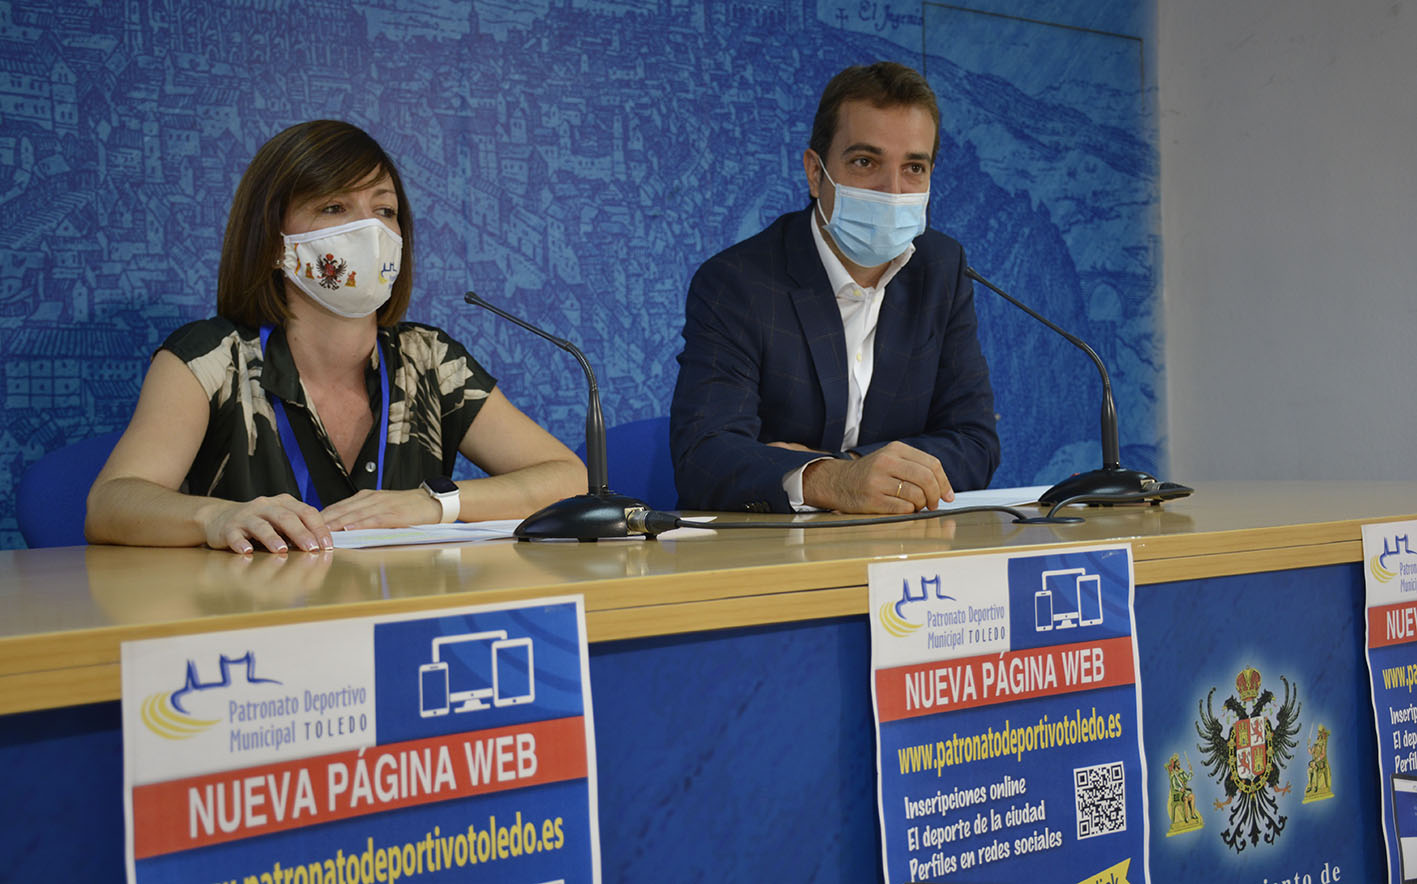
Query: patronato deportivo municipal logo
[[1371, 534, 1417, 586], [141, 652, 280, 740], [879, 575, 949, 637]]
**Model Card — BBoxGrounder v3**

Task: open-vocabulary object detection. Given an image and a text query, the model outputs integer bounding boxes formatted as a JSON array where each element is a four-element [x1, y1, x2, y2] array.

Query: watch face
[[424, 476, 457, 495]]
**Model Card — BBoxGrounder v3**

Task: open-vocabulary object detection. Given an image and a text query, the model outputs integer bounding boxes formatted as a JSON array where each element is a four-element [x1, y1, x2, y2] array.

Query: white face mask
[[280, 217, 402, 318]]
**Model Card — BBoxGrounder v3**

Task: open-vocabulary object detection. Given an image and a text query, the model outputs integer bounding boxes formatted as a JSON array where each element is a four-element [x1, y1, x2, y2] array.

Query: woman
[[86, 121, 586, 554]]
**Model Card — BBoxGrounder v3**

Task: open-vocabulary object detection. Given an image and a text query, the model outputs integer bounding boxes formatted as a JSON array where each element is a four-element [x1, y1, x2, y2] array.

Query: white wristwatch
[[420, 477, 460, 523]]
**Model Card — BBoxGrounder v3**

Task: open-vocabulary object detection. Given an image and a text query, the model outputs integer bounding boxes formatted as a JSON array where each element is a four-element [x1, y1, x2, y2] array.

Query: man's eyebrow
[[838, 143, 932, 163]]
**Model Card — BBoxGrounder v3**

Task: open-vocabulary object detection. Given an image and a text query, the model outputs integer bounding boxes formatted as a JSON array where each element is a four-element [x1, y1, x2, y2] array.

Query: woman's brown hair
[[217, 120, 415, 328]]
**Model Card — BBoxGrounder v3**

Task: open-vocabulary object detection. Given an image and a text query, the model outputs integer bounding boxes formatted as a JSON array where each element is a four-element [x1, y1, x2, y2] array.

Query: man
[[670, 61, 999, 513]]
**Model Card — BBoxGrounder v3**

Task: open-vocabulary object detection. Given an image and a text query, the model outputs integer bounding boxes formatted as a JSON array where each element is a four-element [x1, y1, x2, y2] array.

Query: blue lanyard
[[259, 325, 391, 508]]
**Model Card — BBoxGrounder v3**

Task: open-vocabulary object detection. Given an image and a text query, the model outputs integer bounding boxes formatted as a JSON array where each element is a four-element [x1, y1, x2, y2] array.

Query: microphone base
[[515, 492, 651, 541], [1039, 467, 1194, 508]]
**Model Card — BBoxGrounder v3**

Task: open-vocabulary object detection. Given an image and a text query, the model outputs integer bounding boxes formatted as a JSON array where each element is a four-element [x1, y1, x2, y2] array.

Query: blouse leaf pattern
[[162, 318, 495, 506]]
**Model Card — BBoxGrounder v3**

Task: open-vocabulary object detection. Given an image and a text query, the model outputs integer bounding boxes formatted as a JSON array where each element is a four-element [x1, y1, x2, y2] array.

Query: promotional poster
[[869, 544, 1147, 883], [121, 596, 599, 884], [1364, 519, 1417, 884]]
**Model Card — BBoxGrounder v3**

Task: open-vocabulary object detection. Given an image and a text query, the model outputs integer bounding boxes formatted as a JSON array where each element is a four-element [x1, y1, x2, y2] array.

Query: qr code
[[1074, 760, 1127, 839]]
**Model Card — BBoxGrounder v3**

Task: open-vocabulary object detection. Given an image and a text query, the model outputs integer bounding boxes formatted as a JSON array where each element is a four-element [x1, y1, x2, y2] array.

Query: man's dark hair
[[809, 62, 941, 162]]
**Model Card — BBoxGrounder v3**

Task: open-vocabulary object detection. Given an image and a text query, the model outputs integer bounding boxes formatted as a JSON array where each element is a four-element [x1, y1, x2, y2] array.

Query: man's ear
[[802, 149, 822, 200]]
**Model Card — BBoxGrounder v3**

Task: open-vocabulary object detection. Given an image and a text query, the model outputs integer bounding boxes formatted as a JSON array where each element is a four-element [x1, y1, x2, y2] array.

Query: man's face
[[804, 98, 935, 222]]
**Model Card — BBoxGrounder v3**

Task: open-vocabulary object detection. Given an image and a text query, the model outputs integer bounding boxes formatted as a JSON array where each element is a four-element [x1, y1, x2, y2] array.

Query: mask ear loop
[[275, 236, 293, 276], [810, 151, 836, 228]]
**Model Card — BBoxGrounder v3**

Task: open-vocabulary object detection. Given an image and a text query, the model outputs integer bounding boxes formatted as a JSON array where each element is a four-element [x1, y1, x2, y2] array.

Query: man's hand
[[800, 441, 953, 514]]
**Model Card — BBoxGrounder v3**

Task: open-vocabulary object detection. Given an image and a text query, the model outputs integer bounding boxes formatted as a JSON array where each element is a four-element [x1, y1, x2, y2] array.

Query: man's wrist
[[801, 457, 845, 511], [784, 456, 833, 511]]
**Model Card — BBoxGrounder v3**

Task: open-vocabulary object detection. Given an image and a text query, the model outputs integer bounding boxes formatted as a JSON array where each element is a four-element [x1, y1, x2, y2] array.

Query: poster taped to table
[[121, 595, 600, 884], [869, 543, 1148, 883], [1362, 519, 1417, 884]]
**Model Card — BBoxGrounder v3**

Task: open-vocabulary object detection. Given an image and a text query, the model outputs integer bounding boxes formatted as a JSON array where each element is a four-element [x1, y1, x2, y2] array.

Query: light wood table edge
[[1, 532, 1371, 714], [0, 584, 878, 715], [0, 665, 120, 716], [0, 528, 1361, 681]]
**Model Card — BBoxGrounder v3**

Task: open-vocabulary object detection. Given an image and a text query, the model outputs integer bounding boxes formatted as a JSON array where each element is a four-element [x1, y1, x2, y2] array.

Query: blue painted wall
[[0, 0, 1160, 547]]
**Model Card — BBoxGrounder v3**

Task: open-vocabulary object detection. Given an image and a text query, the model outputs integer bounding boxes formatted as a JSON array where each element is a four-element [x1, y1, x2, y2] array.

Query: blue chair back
[[17, 429, 123, 548], [576, 416, 675, 511]]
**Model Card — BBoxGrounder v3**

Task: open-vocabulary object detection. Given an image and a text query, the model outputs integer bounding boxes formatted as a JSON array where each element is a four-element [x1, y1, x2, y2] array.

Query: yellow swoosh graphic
[[141, 692, 220, 740], [1372, 556, 1397, 583], [879, 601, 921, 637]]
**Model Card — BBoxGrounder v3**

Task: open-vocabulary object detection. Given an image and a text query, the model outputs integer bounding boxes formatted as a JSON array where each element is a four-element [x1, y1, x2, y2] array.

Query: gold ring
[[895, 480, 904, 499]]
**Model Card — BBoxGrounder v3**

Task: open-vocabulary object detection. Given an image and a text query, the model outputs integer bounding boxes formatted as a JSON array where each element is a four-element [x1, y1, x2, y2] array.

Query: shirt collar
[[809, 205, 916, 298], [257, 324, 304, 405]]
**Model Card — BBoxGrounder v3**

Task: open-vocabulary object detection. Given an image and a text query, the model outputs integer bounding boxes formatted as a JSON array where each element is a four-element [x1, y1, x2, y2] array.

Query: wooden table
[[1, 480, 1412, 881]]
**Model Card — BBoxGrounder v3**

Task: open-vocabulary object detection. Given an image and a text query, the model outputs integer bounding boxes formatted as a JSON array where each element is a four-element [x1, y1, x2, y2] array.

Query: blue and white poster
[[1364, 519, 1417, 883], [870, 544, 1147, 883], [121, 595, 599, 884]]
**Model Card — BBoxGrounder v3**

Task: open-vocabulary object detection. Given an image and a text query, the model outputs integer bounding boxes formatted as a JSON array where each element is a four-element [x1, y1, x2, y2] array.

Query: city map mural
[[0, 0, 1160, 547]]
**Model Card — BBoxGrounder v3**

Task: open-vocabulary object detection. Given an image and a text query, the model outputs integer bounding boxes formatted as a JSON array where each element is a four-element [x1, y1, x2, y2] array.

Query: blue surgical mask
[[814, 156, 928, 268]]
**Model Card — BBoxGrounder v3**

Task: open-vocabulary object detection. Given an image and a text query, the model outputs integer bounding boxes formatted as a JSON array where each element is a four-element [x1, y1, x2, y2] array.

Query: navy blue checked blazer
[[670, 206, 1000, 512]]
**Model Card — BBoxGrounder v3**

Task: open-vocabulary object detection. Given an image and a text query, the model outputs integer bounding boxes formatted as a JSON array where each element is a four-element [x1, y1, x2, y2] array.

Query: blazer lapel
[[785, 208, 848, 451]]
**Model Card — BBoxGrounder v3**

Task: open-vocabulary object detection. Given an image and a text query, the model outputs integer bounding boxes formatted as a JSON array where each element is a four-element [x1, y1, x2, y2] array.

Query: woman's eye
[[320, 203, 344, 214]]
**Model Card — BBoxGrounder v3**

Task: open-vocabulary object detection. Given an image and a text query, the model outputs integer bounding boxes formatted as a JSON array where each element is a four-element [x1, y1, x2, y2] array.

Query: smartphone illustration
[[1035, 590, 1053, 631], [419, 661, 450, 717]]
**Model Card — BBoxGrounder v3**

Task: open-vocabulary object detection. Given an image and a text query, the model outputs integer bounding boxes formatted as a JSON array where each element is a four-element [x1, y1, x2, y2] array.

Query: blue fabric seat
[[16, 429, 123, 548], [575, 416, 675, 511]]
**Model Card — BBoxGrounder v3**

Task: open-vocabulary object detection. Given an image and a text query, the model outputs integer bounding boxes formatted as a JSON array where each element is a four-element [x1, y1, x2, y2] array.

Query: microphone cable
[[626, 502, 1082, 538]]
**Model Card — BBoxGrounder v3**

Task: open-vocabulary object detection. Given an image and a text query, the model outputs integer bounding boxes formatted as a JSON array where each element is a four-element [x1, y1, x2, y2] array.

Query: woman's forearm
[[456, 456, 588, 522], [85, 476, 228, 548]]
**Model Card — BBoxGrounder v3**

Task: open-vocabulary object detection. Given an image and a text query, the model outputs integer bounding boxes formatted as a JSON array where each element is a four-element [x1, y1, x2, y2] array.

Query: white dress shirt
[[782, 217, 916, 510]]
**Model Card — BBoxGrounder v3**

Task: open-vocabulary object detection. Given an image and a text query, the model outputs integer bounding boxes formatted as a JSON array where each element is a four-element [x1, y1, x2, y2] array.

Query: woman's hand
[[200, 494, 333, 555], [319, 488, 443, 532]]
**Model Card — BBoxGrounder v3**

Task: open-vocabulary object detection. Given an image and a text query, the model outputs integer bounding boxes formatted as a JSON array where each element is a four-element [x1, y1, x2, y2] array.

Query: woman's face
[[281, 168, 401, 238]]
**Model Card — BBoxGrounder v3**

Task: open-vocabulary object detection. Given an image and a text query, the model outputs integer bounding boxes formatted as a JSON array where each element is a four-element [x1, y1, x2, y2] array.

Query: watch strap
[[420, 478, 460, 524]]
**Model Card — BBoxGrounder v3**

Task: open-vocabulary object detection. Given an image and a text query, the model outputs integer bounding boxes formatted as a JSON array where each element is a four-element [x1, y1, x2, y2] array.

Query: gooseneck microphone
[[464, 291, 649, 540], [963, 267, 1192, 518]]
